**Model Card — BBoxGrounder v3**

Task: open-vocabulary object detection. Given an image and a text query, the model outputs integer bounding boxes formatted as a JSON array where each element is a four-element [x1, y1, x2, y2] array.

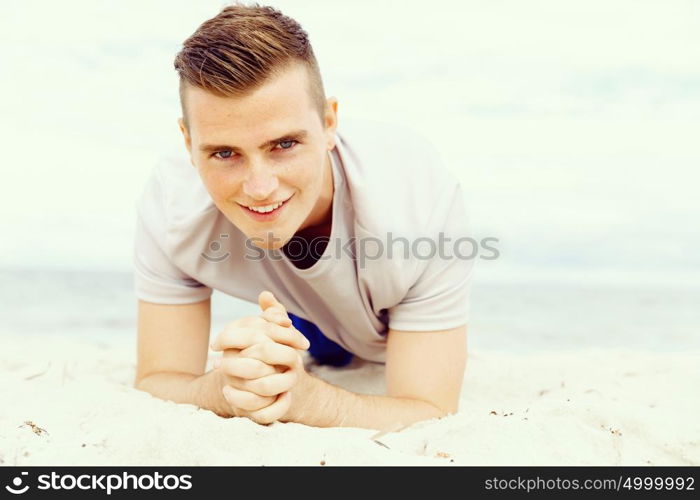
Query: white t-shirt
[[133, 118, 473, 362]]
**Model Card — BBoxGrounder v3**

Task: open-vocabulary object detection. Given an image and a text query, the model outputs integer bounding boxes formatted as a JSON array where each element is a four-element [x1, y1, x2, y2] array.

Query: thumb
[[258, 290, 285, 312]]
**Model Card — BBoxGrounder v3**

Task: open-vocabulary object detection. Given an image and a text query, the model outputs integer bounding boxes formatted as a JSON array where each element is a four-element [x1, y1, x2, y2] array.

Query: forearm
[[285, 374, 448, 430], [135, 369, 231, 417]]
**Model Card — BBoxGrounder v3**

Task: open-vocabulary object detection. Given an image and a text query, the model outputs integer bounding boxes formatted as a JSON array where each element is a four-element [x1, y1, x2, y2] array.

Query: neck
[[297, 151, 334, 238]]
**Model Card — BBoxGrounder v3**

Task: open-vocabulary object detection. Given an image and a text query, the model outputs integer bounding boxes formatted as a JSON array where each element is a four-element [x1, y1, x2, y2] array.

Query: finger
[[222, 385, 276, 412], [247, 391, 292, 425], [210, 326, 272, 351], [212, 323, 308, 352], [239, 342, 301, 371], [235, 371, 298, 397], [220, 356, 279, 379], [260, 307, 292, 327], [258, 322, 309, 351], [258, 290, 287, 314]]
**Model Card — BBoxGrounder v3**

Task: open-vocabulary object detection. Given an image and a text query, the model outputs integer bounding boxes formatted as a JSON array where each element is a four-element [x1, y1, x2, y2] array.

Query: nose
[[243, 160, 279, 201]]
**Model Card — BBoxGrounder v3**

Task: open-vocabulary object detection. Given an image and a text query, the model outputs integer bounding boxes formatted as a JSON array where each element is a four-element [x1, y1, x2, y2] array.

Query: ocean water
[[1, 268, 697, 352]]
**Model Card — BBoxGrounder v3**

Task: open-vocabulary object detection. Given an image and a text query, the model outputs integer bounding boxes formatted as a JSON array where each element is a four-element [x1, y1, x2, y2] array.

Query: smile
[[246, 200, 285, 213], [238, 194, 293, 221]]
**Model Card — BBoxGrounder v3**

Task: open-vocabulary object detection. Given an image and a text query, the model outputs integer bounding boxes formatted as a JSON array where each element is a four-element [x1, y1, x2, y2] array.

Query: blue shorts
[[288, 313, 354, 367]]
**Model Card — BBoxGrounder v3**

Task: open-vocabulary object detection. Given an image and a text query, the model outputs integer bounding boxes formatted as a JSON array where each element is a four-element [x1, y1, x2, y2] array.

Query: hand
[[256, 291, 316, 424], [210, 291, 310, 424]]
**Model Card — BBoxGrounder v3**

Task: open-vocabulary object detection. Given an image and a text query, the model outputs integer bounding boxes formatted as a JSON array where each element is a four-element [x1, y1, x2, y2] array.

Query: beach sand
[[1, 333, 697, 466]]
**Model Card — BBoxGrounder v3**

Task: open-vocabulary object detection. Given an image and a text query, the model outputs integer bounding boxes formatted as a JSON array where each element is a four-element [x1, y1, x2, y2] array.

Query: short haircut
[[173, 3, 327, 129]]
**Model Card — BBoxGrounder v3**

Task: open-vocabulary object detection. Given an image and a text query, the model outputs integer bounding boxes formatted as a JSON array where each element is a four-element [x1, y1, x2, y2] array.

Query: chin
[[245, 230, 291, 250]]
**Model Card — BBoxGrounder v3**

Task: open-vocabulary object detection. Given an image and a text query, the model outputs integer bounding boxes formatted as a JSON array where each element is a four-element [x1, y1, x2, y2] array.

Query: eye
[[275, 140, 297, 150], [213, 150, 235, 160]]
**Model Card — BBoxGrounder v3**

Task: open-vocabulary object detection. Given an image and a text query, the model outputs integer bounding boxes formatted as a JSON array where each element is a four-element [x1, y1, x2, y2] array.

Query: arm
[[134, 298, 232, 417], [283, 324, 467, 430], [135, 295, 309, 422]]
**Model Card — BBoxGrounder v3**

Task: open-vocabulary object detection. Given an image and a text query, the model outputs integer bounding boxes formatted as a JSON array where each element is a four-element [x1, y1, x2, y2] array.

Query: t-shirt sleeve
[[133, 168, 213, 304], [387, 183, 474, 332]]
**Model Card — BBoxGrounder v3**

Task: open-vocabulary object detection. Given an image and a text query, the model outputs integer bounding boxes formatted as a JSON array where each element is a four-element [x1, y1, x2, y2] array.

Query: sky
[[0, 0, 698, 286]]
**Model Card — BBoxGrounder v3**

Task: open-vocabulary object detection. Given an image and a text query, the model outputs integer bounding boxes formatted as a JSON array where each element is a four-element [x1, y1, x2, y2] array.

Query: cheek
[[281, 152, 324, 192], [200, 168, 242, 200]]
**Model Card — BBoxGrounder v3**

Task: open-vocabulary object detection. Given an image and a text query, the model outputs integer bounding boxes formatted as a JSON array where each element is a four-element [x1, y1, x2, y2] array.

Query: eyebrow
[[198, 130, 308, 154]]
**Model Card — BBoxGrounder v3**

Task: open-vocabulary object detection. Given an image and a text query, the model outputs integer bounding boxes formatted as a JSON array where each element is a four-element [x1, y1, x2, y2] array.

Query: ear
[[323, 97, 339, 150], [178, 117, 192, 154], [178, 118, 196, 167]]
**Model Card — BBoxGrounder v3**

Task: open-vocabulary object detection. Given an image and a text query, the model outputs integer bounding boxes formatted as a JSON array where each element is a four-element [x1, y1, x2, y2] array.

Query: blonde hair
[[174, 3, 326, 128]]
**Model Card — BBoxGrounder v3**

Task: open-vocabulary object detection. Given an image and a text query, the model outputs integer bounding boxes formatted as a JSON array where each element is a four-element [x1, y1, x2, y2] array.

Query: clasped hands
[[210, 291, 312, 424]]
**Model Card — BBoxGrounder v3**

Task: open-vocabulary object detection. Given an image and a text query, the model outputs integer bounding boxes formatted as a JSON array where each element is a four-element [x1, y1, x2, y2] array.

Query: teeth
[[247, 201, 283, 213]]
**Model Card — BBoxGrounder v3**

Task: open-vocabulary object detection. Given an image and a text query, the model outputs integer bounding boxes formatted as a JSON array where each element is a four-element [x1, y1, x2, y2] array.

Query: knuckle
[[224, 390, 244, 415], [277, 350, 295, 369], [240, 316, 263, 329], [225, 379, 240, 393], [286, 349, 300, 367], [240, 316, 257, 326], [241, 343, 260, 358], [253, 413, 275, 425], [220, 358, 234, 375], [249, 342, 269, 363], [227, 375, 246, 390], [238, 391, 256, 405], [219, 329, 244, 348], [228, 317, 247, 329], [227, 388, 246, 407], [241, 377, 258, 394], [247, 341, 262, 356], [256, 377, 274, 396], [254, 400, 286, 425], [261, 341, 277, 358], [248, 331, 268, 347], [287, 348, 301, 367], [223, 346, 239, 357], [241, 392, 268, 411], [230, 406, 245, 418], [279, 393, 292, 412], [255, 361, 272, 378], [227, 358, 250, 378]]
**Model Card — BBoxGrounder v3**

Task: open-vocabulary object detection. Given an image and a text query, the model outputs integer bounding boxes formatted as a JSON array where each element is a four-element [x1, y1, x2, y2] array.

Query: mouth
[[238, 194, 294, 221]]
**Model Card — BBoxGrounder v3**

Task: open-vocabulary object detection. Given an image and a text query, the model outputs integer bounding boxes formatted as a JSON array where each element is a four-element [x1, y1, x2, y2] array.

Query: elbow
[[133, 369, 154, 390], [133, 370, 164, 392], [133, 374, 149, 391], [426, 398, 460, 418]]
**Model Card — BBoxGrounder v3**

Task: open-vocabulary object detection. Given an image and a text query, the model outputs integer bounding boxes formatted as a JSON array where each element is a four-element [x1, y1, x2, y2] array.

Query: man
[[133, 4, 473, 431]]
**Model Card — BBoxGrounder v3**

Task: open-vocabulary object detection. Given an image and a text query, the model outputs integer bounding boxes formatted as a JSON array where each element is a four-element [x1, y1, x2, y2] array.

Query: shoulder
[[337, 117, 445, 176], [336, 118, 464, 238]]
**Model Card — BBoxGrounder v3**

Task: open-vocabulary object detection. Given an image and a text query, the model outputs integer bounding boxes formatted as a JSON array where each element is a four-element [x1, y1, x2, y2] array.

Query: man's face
[[179, 63, 338, 249]]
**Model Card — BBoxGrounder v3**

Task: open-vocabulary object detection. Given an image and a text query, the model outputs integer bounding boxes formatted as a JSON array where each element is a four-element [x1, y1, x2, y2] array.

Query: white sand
[[0, 334, 698, 466]]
